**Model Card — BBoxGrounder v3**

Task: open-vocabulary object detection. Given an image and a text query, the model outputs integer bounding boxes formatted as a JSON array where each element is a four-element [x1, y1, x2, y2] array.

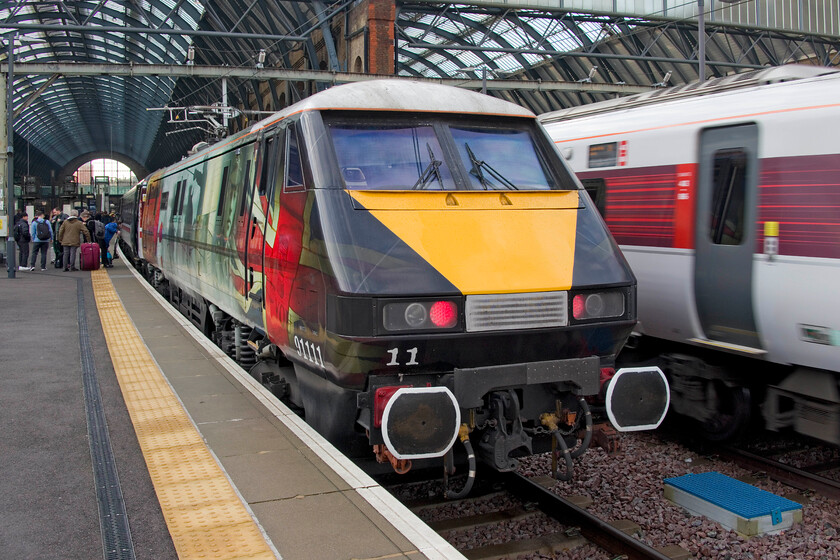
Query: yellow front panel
[[348, 190, 580, 295]]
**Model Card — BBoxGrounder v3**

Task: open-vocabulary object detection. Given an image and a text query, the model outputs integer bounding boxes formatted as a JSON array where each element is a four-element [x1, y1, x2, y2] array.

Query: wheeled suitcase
[[80, 242, 100, 271]]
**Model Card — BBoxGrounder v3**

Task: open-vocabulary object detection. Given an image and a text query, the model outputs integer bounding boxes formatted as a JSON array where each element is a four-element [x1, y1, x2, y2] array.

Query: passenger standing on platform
[[50, 208, 66, 267], [57, 210, 89, 271], [28, 211, 53, 271], [13, 212, 32, 271], [103, 220, 118, 268]]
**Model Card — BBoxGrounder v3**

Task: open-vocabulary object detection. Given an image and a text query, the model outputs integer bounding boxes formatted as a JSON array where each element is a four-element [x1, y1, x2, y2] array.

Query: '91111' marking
[[294, 335, 325, 368], [386, 347, 419, 366]]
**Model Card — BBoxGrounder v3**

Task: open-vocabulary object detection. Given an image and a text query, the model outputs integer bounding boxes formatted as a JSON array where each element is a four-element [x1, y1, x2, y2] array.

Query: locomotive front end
[[268, 81, 670, 487]]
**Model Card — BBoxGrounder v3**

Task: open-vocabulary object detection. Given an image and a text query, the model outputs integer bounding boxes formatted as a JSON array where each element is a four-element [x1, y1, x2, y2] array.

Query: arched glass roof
[[1, 1, 838, 184]]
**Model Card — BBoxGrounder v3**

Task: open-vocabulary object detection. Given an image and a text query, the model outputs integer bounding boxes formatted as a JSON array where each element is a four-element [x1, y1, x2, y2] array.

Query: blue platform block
[[663, 472, 803, 536]]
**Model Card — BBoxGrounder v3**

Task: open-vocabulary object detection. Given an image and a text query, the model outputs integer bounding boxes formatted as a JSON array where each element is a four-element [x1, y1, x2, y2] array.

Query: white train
[[541, 65, 840, 444]]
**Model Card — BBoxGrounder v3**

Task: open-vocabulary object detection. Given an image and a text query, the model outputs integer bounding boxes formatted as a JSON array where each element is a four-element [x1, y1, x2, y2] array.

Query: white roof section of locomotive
[[163, 79, 536, 176], [281, 79, 536, 119], [542, 69, 840, 169]]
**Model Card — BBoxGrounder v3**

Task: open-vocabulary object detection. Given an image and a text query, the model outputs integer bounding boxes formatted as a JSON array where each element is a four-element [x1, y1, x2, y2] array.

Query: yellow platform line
[[90, 269, 277, 560]]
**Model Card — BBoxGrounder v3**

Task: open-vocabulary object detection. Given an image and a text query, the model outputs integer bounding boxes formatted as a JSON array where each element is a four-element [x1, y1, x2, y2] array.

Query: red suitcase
[[80, 242, 100, 271]]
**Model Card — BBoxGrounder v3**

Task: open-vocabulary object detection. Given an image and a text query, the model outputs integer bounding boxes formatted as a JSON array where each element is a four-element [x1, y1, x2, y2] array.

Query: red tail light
[[429, 301, 457, 328], [374, 385, 410, 427], [573, 294, 586, 319]]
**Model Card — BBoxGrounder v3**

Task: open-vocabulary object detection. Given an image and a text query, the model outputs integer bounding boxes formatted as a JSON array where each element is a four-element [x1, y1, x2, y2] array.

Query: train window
[[172, 181, 182, 216], [285, 125, 305, 192], [270, 130, 287, 197], [450, 126, 557, 190], [160, 192, 169, 211], [217, 166, 229, 217], [259, 136, 276, 197], [178, 181, 188, 216], [709, 148, 747, 245], [327, 123, 455, 190], [580, 178, 607, 217]]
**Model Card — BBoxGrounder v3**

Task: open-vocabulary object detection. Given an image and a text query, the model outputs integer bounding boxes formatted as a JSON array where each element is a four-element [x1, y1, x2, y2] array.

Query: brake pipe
[[552, 430, 574, 481], [570, 397, 592, 459], [444, 424, 475, 499]]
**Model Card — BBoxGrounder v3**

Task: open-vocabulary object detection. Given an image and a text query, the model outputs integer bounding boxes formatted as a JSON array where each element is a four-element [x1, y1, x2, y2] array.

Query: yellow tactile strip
[[90, 269, 276, 560]]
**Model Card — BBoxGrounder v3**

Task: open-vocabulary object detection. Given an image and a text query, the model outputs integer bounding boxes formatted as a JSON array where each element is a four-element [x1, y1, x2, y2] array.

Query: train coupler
[[373, 444, 412, 474], [476, 390, 532, 472]]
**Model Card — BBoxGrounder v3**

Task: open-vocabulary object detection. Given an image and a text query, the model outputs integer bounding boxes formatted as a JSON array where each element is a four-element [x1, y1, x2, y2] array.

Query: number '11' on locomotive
[[120, 80, 668, 485]]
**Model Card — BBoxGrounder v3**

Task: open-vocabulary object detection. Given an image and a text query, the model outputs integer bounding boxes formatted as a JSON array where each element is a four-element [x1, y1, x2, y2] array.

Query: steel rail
[[719, 446, 840, 501], [502, 471, 672, 560]]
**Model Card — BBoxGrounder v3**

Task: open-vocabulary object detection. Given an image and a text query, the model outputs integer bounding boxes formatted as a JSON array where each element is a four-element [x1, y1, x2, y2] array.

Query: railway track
[[719, 445, 840, 501], [390, 471, 677, 560]]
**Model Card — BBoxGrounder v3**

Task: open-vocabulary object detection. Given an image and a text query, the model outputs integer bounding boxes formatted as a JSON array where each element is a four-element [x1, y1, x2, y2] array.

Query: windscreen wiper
[[412, 143, 444, 190], [465, 143, 518, 190]]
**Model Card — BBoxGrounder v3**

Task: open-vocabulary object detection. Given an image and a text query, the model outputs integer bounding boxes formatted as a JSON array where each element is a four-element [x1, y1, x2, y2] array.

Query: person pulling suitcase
[[57, 210, 90, 271]]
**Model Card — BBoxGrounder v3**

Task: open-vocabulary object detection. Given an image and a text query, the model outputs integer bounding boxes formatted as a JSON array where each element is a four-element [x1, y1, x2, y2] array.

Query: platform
[[0, 256, 464, 560]]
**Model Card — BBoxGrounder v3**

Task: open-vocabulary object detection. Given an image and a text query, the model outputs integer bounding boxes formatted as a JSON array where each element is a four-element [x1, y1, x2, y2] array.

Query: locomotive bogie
[[120, 79, 668, 479]]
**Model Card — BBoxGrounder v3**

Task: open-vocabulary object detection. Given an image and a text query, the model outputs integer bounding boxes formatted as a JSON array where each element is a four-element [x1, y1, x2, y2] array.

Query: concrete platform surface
[[0, 258, 465, 560]]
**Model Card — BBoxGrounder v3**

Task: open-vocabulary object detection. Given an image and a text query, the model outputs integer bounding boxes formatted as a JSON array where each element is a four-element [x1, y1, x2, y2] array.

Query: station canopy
[[1, 1, 839, 184]]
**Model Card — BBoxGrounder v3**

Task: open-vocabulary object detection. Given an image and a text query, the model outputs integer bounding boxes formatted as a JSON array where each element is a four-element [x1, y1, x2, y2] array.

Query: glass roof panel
[[0, 0, 205, 174]]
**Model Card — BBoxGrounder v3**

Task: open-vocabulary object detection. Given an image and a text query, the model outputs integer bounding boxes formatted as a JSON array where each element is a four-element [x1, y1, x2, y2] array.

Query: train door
[[137, 181, 147, 259], [694, 124, 763, 350], [244, 132, 278, 318]]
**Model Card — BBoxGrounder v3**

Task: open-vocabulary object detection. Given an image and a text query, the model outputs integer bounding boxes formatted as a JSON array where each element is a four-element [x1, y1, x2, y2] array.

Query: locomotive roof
[[259, 79, 535, 124], [540, 64, 839, 124], [160, 79, 536, 177]]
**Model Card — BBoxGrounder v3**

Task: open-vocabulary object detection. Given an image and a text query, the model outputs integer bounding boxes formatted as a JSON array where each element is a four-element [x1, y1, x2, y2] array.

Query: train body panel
[[120, 79, 669, 478], [541, 65, 840, 443]]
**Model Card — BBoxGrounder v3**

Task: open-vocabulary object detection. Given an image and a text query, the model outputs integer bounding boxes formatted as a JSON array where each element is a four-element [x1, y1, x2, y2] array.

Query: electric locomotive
[[541, 65, 840, 445], [120, 79, 668, 487]]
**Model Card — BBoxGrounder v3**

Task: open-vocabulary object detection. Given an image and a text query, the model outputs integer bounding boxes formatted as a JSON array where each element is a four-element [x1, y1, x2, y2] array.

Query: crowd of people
[[10, 208, 120, 271]]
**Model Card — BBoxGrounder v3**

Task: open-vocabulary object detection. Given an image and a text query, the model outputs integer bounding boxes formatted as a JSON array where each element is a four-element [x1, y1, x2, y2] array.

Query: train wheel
[[695, 381, 751, 441]]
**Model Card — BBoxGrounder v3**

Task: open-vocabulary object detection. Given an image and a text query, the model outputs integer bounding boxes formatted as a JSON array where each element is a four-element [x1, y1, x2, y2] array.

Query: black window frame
[[320, 111, 576, 192]]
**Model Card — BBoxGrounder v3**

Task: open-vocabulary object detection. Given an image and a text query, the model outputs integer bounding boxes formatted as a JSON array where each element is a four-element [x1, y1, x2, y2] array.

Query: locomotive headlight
[[572, 291, 625, 321], [382, 299, 461, 332], [404, 303, 427, 327]]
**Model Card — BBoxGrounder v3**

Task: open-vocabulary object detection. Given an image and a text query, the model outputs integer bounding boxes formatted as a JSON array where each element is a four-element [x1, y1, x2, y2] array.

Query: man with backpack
[[29, 211, 54, 271], [12, 212, 32, 271]]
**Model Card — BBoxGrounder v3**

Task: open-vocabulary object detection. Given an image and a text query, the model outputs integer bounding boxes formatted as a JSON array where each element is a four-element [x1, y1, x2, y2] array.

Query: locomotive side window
[[328, 123, 455, 190], [160, 191, 169, 211], [709, 148, 747, 245], [286, 125, 305, 192], [259, 135, 277, 198], [178, 180, 188, 216], [217, 166, 229, 217], [172, 180, 182, 217], [451, 126, 556, 190], [267, 131, 286, 199]]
